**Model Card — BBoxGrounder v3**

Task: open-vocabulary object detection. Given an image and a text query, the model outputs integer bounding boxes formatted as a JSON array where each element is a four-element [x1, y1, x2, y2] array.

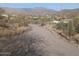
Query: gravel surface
[[25, 24, 79, 56], [1, 24, 79, 56]]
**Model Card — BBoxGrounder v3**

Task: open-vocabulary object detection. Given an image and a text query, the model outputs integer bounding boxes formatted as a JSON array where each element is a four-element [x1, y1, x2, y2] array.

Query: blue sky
[[0, 3, 79, 10]]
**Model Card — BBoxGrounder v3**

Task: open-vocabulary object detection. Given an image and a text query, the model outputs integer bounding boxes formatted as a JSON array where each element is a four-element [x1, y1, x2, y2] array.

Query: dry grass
[[0, 26, 28, 37]]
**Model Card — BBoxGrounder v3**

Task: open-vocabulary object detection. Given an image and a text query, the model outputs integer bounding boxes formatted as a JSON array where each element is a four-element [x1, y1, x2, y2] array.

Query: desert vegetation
[[0, 7, 79, 55], [0, 8, 29, 37]]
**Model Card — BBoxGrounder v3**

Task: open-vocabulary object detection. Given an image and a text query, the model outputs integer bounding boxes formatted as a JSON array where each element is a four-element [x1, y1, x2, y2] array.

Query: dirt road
[[24, 24, 79, 56], [1, 24, 79, 56]]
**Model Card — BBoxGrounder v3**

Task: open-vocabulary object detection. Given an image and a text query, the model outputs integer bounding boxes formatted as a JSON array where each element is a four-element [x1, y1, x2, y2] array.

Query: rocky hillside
[[1, 7, 56, 15]]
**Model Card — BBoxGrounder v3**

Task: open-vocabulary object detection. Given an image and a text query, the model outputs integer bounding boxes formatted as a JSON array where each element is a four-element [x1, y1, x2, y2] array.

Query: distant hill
[[0, 7, 56, 15], [0, 7, 79, 18], [58, 8, 79, 18]]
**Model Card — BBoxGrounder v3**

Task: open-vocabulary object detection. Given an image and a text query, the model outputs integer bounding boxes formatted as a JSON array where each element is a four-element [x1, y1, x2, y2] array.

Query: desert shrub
[[74, 16, 79, 33], [0, 14, 29, 37], [56, 20, 75, 36], [56, 22, 65, 29], [72, 34, 79, 44], [75, 25, 79, 33], [40, 23, 45, 26]]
